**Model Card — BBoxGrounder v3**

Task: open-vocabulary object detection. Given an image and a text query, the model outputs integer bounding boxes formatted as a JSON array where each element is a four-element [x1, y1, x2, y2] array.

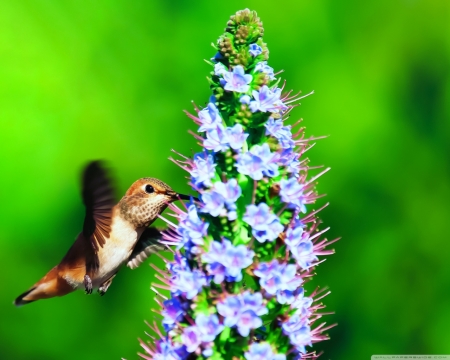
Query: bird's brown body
[[14, 161, 193, 306]]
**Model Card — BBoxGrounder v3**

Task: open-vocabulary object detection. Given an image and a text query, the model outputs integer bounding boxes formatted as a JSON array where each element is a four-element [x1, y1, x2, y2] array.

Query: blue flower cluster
[[243, 203, 284, 242], [217, 291, 268, 337], [254, 260, 303, 304], [201, 179, 241, 220], [245, 342, 286, 360], [285, 220, 318, 269], [202, 239, 254, 283], [161, 297, 186, 331], [177, 203, 209, 251], [181, 314, 224, 355], [236, 143, 279, 180], [190, 152, 216, 188], [168, 256, 207, 299], [143, 10, 335, 360]]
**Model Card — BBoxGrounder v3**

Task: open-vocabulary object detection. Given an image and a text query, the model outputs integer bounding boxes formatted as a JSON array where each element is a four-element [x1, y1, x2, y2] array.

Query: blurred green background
[[1, 0, 449, 359]]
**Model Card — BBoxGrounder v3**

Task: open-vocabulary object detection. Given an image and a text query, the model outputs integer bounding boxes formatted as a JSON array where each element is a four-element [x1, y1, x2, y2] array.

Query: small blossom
[[254, 61, 275, 80], [201, 190, 226, 217], [249, 44, 263, 57], [265, 117, 295, 149], [226, 124, 249, 150], [214, 178, 241, 204], [290, 289, 313, 318], [285, 226, 318, 269], [152, 339, 187, 360], [170, 266, 207, 300], [196, 313, 224, 342], [244, 342, 286, 360], [203, 239, 254, 283], [254, 260, 303, 304], [217, 291, 267, 337], [214, 62, 228, 76], [236, 143, 279, 180], [222, 65, 253, 93], [250, 85, 287, 114], [240, 94, 251, 104], [203, 124, 229, 152], [177, 204, 209, 248], [279, 177, 307, 213], [198, 103, 223, 132], [279, 148, 301, 175], [201, 179, 242, 220], [162, 298, 185, 331], [190, 152, 216, 187], [243, 203, 284, 243], [291, 238, 318, 270], [182, 326, 202, 353], [282, 315, 312, 354]]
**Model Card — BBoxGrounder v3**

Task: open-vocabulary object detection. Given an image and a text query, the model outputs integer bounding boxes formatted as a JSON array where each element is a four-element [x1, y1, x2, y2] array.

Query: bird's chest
[[96, 218, 140, 283]]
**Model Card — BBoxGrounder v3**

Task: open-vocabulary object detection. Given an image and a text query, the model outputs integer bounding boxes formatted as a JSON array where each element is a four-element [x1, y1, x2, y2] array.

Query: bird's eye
[[145, 185, 154, 194]]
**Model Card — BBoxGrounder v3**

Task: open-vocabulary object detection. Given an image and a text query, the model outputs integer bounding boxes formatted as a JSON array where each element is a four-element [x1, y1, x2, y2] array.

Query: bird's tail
[[14, 266, 74, 306], [14, 287, 38, 306]]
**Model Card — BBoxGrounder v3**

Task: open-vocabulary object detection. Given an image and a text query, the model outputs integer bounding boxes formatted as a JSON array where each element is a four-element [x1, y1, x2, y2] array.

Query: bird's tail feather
[[14, 266, 74, 306], [14, 287, 37, 306]]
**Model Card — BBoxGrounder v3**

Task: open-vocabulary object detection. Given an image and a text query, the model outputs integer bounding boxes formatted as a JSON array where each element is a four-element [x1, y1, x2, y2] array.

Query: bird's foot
[[98, 274, 116, 296], [84, 275, 93, 294]]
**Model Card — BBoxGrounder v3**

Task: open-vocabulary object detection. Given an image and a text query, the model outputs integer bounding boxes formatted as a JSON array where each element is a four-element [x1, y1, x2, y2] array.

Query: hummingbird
[[14, 160, 195, 306]]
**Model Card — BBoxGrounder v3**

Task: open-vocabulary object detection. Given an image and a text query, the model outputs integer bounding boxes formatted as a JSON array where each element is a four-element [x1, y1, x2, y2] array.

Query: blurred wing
[[127, 227, 164, 269], [81, 160, 116, 254]]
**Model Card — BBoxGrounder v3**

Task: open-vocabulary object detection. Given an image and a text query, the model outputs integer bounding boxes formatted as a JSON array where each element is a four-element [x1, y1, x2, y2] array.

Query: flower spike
[[139, 8, 337, 360]]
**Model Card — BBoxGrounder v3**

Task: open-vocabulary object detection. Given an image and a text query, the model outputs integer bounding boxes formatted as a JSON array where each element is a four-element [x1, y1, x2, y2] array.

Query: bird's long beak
[[177, 193, 199, 202], [167, 190, 199, 202]]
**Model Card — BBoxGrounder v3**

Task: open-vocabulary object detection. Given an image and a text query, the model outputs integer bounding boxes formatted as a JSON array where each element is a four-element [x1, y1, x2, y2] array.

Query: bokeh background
[[1, 1, 449, 359]]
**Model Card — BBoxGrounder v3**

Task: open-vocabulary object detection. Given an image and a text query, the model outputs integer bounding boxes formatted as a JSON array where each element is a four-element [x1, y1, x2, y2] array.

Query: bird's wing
[[127, 227, 165, 269], [81, 161, 116, 254]]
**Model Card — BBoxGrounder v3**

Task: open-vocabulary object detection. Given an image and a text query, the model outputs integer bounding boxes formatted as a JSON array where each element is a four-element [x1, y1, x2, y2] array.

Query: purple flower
[[170, 266, 207, 300], [203, 124, 229, 152], [243, 203, 284, 243], [201, 179, 241, 220], [153, 339, 187, 360], [249, 44, 263, 57], [292, 239, 318, 270], [198, 103, 223, 132], [202, 239, 254, 283], [235, 143, 279, 180], [290, 290, 313, 318], [279, 177, 307, 213], [226, 124, 249, 150], [236, 310, 263, 337], [244, 342, 286, 360], [162, 298, 185, 331], [190, 152, 216, 188], [177, 204, 209, 248], [216, 295, 242, 327], [265, 117, 295, 149], [285, 226, 318, 269], [279, 148, 300, 175], [217, 291, 267, 337], [195, 313, 224, 342], [222, 65, 253, 93], [249, 85, 287, 114], [214, 62, 228, 76], [214, 178, 241, 203], [254, 260, 303, 304], [201, 190, 225, 217], [181, 326, 202, 353], [254, 61, 275, 80], [282, 315, 312, 354], [240, 94, 251, 104]]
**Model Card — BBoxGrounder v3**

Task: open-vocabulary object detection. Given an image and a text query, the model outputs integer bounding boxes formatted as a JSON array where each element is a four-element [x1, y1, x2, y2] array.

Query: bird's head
[[119, 177, 193, 228]]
